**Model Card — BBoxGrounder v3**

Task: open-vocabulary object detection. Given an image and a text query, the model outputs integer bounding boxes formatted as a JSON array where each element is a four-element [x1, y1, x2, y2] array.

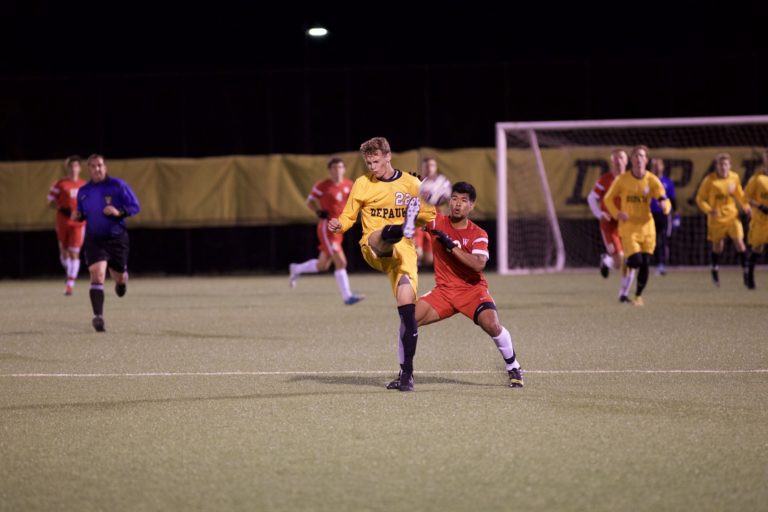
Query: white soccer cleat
[[403, 197, 420, 239], [289, 263, 299, 288]]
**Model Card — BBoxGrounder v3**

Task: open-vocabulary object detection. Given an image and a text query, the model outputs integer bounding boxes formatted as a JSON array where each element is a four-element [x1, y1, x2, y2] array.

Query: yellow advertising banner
[[0, 147, 763, 230]]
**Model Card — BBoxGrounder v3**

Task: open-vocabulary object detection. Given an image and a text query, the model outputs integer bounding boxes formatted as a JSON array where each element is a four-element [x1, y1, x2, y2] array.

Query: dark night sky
[[4, 1, 766, 77]]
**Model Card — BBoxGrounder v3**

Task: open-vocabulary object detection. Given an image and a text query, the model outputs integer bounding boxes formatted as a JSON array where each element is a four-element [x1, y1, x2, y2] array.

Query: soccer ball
[[419, 175, 452, 205]]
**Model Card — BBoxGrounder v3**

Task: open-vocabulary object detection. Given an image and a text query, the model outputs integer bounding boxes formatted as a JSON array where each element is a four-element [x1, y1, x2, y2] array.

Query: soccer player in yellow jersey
[[743, 148, 768, 289], [695, 153, 752, 287], [604, 145, 671, 306], [328, 137, 436, 391]]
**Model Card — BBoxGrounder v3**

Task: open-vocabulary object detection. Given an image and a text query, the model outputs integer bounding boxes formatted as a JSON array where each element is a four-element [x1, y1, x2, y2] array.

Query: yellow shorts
[[748, 219, 768, 247], [707, 218, 744, 243], [361, 239, 418, 298], [621, 230, 656, 258]]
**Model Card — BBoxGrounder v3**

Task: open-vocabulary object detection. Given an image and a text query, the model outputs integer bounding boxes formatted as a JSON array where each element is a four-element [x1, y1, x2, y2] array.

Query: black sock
[[738, 251, 747, 270], [89, 285, 104, 316], [397, 304, 417, 373], [711, 252, 720, 269], [636, 262, 649, 297], [749, 251, 758, 270], [382, 225, 404, 244]]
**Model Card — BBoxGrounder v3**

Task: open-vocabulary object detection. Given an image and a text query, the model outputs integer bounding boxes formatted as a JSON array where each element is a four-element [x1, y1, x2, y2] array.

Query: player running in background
[[743, 148, 768, 289], [386, 181, 524, 390], [603, 145, 671, 306], [328, 137, 436, 391], [586, 148, 636, 301], [649, 158, 677, 275], [47, 155, 86, 295], [76, 154, 141, 332], [414, 157, 438, 268], [695, 153, 752, 288], [288, 157, 364, 305]]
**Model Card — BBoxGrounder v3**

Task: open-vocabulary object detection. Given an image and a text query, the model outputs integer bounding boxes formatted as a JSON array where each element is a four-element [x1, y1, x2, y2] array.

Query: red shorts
[[599, 220, 622, 256], [420, 285, 495, 324], [413, 228, 432, 254], [317, 221, 343, 256], [56, 219, 85, 252]]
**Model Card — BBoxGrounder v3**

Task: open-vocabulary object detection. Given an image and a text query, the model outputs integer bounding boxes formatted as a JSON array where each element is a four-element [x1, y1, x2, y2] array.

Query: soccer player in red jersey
[[289, 157, 364, 305], [387, 181, 524, 389], [586, 148, 637, 302], [47, 155, 86, 295]]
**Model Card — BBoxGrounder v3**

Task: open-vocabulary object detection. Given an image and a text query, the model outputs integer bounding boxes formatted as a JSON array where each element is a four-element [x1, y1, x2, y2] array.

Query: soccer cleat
[[508, 367, 524, 388], [115, 283, 126, 297], [746, 269, 756, 290], [344, 293, 365, 305], [288, 263, 299, 288], [599, 253, 609, 278], [632, 296, 644, 307], [398, 370, 414, 392], [386, 372, 401, 390], [64, 285, 73, 296], [92, 316, 105, 332], [619, 295, 632, 304], [403, 197, 420, 239], [657, 264, 666, 276], [711, 269, 720, 287]]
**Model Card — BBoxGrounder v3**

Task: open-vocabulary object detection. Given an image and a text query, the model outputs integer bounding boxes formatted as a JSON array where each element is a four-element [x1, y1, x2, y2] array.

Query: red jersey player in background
[[387, 181, 524, 389], [414, 156, 438, 267], [47, 155, 86, 295], [289, 157, 364, 305], [586, 148, 637, 303]]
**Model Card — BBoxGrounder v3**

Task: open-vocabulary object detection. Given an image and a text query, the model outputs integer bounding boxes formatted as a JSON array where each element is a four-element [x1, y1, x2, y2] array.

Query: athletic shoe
[[599, 254, 609, 278], [288, 263, 299, 288], [508, 367, 524, 388], [115, 283, 126, 297], [64, 285, 73, 296], [657, 264, 666, 276], [398, 370, 414, 392], [344, 293, 365, 305], [403, 197, 420, 239], [632, 296, 644, 307], [619, 295, 632, 304], [386, 372, 401, 390], [92, 316, 105, 332], [711, 269, 720, 287]]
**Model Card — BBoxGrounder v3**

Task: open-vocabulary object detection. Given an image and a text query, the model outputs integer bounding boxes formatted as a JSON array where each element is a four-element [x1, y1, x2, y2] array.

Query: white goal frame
[[495, 115, 768, 275]]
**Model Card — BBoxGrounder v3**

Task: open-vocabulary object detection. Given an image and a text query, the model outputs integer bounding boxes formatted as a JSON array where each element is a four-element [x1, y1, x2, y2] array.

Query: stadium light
[[306, 27, 328, 38]]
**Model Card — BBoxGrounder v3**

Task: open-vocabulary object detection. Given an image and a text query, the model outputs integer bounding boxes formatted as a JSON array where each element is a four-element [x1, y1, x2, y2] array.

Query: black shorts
[[84, 232, 130, 272]]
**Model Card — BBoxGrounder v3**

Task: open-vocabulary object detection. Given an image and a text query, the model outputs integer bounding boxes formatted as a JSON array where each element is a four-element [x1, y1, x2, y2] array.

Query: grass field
[[1, 269, 767, 512]]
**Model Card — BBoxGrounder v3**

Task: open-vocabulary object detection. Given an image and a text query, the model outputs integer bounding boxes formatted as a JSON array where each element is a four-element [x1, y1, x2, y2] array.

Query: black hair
[[327, 157, 344, 168], [452, 181, 476, 202]]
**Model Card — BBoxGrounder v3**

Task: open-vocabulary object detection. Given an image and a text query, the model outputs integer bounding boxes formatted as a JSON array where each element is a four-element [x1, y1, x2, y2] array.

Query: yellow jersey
[[695, 171, 748, 226], [338, 170, 436, 245], [604, 171, 669, 236]]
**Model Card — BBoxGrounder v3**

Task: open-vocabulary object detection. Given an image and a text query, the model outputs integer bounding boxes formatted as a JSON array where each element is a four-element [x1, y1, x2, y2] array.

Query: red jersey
[[308, 178, 353, 219], [47, 177, 86, 226], [426, 213, 489, 289], [592, 171, 621, 225]]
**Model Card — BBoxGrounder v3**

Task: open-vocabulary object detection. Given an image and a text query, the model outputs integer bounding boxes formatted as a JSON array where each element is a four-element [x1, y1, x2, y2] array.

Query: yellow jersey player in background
[[695, 153, 752, 288], [604, 145, 671, 306], [743, 148, 768, 289], [328, 137, 436, 391]]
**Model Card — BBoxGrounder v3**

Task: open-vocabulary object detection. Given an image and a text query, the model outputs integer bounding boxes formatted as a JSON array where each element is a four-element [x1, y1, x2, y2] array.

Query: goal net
[[496, 116, 768, 275]]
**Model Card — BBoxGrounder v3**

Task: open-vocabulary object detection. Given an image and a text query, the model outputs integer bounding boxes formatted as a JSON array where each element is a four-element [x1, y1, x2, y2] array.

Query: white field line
[[1, 369, 767, 378]]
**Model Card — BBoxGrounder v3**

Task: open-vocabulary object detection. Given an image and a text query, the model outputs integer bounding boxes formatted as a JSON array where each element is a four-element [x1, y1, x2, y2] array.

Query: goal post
[[496, 115, 768, 275]]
